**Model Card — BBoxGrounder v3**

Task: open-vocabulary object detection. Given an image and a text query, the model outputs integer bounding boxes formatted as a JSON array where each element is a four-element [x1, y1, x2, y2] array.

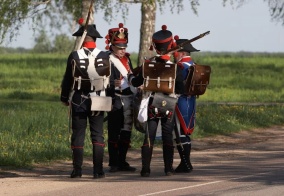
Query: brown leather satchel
[[184, 64, 211, 95], [142, 61, 177, 94], [151, 93, 177, 115]]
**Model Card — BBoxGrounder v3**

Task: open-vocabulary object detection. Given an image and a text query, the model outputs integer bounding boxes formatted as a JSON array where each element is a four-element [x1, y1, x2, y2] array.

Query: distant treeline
[[0, 46, 32, 54], [192, 51, 284, 58], [1, 46, 284, 57]]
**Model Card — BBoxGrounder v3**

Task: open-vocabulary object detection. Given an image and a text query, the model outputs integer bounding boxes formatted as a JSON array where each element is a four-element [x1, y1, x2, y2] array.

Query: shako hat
[[72, 18, 103, 39], [150, 25, 176, 54], [174, 35, 200, 53], [105, 23, 128, 49]]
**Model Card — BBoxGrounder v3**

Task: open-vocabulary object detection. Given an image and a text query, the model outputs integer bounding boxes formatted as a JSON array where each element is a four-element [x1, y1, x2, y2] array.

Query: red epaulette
[[160, 55, 170, 61], [177, 62, 184, 69]]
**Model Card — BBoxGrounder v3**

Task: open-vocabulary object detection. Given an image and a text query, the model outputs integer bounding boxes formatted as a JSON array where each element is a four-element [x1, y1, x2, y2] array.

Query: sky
[[6, 0, 284, 53]]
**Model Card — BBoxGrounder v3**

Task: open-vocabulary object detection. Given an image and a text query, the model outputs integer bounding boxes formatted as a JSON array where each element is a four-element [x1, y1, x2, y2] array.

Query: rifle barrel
[[84, 0, 94, 30], [76, 0, 94, 50], [162, 30, 210, 55]]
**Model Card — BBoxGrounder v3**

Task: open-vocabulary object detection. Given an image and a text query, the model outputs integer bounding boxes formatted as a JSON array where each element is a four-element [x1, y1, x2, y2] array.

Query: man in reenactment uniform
[[173, 36, 200, 173], [60, 19, 111, 179], [105, 23, 136, 172], [129, 25, 184, 177]]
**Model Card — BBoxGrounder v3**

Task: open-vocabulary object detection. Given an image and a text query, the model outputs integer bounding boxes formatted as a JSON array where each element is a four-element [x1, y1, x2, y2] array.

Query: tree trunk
[[137, 1, 156, 66]]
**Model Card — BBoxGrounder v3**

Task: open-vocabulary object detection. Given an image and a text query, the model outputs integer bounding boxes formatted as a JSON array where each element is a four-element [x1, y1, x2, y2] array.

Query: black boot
[[108, 141, 119, 172], [118, 141, 136, 172], [163, 145, 175, 176], [118, 131, 136, 172], [93, 144, 105, 179], [70, 148, 83, 178], [140, 145, 153, 177], [175, 144, 193, 173]]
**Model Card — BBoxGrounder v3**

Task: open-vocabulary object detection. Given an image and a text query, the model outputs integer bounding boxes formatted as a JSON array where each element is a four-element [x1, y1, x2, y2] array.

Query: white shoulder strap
[[77, 48, 88, 59], [109, 53, 128, 78], [90, 48, 101, 57]]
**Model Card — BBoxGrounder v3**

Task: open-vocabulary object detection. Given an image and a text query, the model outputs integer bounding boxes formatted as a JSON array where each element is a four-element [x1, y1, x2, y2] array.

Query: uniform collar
[[83, 41, 96, 48], [178, 56, 192, 63]]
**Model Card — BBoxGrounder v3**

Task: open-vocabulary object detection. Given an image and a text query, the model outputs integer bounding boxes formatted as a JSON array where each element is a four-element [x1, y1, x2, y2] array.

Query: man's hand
[[114, 79, 121, 88], [61, 102, 69, 106]]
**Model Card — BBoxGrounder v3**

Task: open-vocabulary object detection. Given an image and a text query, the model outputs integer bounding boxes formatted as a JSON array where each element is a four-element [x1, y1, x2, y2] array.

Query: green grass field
[[1, 52, 284, 167]]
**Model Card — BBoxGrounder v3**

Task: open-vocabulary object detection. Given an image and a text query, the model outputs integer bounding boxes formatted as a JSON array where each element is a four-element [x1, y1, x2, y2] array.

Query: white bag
[[90, 95, 112, 111], [137, 96, 150, 122]]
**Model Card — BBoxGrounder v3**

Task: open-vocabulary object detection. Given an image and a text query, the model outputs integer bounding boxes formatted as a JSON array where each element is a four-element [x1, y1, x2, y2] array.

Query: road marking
[[138, 180, 223, 196], [138, 169, 283, 196], [192, 150, 284, 154]]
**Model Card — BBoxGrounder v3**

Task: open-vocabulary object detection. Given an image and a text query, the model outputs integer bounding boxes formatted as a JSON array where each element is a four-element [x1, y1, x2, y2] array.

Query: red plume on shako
[[105, 23, 128, 50]]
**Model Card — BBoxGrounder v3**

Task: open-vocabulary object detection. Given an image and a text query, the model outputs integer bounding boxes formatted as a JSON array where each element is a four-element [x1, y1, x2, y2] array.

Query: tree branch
[[30, 0, 51, 6]]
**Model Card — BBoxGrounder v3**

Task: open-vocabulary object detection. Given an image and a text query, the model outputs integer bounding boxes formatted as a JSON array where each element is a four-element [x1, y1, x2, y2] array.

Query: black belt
[[115, 88, 133, 95], [75, 90, 96, 95]]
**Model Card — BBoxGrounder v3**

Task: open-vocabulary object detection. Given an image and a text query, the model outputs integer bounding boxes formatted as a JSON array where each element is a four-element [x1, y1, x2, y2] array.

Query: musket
[[76, 0, 95, 50], [173, 111, 184, 151], [161, 30, 210, 55]]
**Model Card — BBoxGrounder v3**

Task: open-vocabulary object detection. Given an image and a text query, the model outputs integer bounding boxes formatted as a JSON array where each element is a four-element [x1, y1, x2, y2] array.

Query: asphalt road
[[1, 126, 283, 196]]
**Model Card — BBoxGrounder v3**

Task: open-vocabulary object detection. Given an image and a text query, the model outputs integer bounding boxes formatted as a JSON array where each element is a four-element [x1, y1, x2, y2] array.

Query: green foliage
[[1, 52, 284, 168], [52, 34, 74, 54], [0, 0, 132, 45], [1, 0, 284, 52], [194, 103, 284, 138], [0, 53, 66, 101], [32, 30, 53, 53], [0, 100, 144, 167], [1, 32, 75, 54], [1, 51, 283, 102], [0, 46, 30, 54], [54, 0, 81, 21], [0, 101, 71, 167], [0, 1, 30, 43], [129, 52, 139, 67]]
